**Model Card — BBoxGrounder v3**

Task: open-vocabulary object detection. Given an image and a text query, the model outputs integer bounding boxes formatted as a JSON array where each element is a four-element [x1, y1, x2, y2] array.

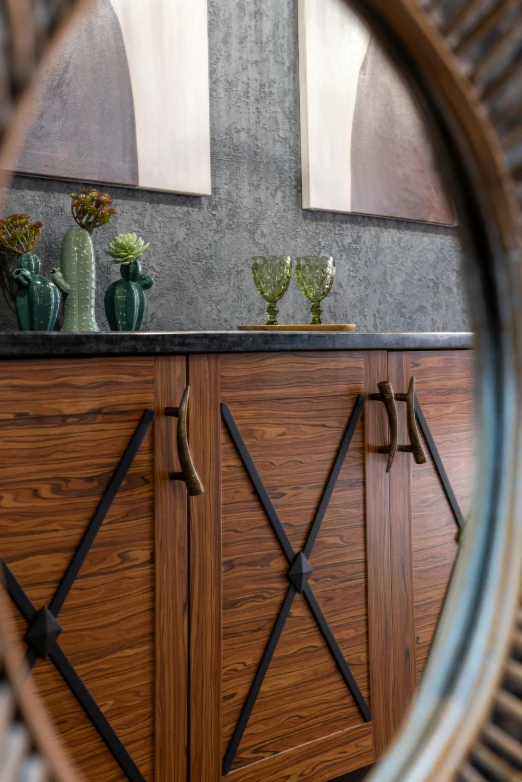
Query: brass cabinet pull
[[371, 376, 427, 472], [395, 377, 427, 467], [165, 386, 205, 496], [374, 381, 398, 472]]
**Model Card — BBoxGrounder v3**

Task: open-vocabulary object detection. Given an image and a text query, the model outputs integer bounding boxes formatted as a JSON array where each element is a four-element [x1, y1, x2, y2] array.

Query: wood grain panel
[[0, 415, 154, 780], [57, 427, 154, 779], [220, 352, 366, 402], [410, 351, 475, 517], [364, 351, 392, 758], [32, 656, 125, 781], [226, 723, 373, 782], [0, 587, 83, 782], [387, 353, 417, 733], [220, 353, 370, 777], [154, 357, 188, 782], [405, 351, 474, 682], [0, 414, 150, 608], [0, 358, 155, 418], [188, 354, 222, 782], [0, 358, 158, 781]]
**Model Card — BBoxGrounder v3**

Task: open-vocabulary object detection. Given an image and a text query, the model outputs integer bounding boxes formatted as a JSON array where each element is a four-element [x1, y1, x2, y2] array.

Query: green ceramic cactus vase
[[11, 253, 60, 331], [53, 228, 99, 332], [104, 260, 153, 332]]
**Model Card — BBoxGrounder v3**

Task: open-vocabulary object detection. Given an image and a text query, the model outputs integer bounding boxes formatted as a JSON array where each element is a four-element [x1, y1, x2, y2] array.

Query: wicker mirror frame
[[0, 1, 521, 781], [344, 4, 522, 781]]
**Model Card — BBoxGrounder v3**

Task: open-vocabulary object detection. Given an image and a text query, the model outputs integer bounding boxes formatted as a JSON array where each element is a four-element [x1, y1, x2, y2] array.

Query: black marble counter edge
[[0, 331, 473, 357]]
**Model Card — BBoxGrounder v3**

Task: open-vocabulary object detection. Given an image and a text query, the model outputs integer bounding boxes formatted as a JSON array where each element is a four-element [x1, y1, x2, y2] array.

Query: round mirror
[[0, 2, 519, 782]]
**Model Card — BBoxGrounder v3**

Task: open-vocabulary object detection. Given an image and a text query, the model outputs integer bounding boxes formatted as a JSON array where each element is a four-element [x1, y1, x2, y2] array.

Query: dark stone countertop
[[0, 331, 473, 358]]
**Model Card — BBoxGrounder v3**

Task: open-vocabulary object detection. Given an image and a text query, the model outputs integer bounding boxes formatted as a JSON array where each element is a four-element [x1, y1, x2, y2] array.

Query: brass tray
[[237, 324, 356, 332]]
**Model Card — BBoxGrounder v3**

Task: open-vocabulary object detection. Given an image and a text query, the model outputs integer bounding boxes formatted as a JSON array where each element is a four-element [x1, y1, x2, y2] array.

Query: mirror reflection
[[0, 1, 474, 781]]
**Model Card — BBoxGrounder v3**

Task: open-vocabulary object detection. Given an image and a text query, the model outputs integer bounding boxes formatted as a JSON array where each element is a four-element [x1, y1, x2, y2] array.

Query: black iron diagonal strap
[[414, 398, 464, 530], [1, 408, 154, 782], [221, 394, 370, 776]]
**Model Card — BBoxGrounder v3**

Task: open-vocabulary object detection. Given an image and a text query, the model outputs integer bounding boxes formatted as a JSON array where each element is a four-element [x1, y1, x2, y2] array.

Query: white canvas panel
[[12, 0, 211, 196], [110, 0, 211, 194], [298, 0, 454, 224], [299, 0, 370, 213]]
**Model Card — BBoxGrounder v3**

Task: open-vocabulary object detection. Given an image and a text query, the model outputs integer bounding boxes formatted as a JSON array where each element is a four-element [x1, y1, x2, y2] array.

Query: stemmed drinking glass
[[252, 256, 292, 325], [295, 256, 336, 325]]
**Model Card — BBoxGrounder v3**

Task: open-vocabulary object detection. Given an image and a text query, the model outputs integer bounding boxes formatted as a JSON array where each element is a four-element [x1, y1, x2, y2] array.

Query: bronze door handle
[[371, 376, 427, 472], [395, 377, 427, 467], [373, 381, 398, 472], [165, 386, 205, 496]]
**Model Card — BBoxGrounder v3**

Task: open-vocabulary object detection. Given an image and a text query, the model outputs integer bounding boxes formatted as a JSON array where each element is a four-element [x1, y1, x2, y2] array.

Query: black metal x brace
[[414, 399, 464, 529], [221, 394, 371, 775], [1, 408, 154, 782]]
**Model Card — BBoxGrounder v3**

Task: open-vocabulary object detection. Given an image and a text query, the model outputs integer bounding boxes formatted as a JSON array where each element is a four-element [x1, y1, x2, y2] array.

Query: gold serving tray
[[238, 324, 356, 332]]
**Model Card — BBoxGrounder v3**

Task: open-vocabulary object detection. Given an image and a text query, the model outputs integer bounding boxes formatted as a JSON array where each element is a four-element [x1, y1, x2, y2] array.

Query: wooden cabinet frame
[[187, 350, 472, 781], [0, 357, 189, 781], [0, 350, 471, 781]]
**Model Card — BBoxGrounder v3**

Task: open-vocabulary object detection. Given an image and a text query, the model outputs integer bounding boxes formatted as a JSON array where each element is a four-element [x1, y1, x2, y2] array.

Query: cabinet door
[[0, 357, 188, 782], [385, 350, 474, 729], [188, 352, 383, 782]]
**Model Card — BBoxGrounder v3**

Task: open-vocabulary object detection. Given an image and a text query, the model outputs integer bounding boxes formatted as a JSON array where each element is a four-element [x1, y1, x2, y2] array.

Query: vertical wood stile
[[154, 357, 188, 782], [365, 351, 393, 757], [188, 355, 222, 782], [387, 353, 417, 732]]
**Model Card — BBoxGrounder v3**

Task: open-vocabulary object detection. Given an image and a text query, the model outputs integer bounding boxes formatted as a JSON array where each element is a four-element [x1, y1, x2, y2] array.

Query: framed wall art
[[298, 0, 454, 224], [14, 0, 212, 195]]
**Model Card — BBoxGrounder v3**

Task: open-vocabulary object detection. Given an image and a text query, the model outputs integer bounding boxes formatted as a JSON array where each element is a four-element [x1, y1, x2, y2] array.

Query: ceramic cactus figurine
[[52, 189, 115, 332], [0, 214, 60, 331], [12, 254, 60, 331], [104, 233, 153, 331]]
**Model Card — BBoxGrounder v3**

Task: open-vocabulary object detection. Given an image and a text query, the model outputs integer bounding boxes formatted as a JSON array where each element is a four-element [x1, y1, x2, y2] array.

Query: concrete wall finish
[[0, 0, 468, 333]]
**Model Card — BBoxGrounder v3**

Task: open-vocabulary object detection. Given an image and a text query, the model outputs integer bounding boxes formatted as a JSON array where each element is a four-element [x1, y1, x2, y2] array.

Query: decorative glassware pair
[[252, 255, 336, 326]]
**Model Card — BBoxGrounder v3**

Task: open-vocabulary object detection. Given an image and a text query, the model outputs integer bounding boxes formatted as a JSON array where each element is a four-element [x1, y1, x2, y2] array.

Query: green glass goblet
[[252, 256, 292, 326], [295, 256, 336, 325]]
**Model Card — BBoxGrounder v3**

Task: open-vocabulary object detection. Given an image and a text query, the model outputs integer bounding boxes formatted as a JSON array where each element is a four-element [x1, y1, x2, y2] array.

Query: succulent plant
[[0, 214, 44, 255], [70, 188, 116, 231], [106, 233, 150, 265]]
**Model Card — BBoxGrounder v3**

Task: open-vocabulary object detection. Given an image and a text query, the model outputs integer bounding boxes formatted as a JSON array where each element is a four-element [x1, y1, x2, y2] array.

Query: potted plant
[[52, 189, 116, 332], [0, 214, 60, 331], [104, 233, 153, 331]]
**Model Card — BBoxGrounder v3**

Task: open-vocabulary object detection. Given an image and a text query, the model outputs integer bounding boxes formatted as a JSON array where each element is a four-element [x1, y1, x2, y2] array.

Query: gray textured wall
[[0, 0, 468, 333]]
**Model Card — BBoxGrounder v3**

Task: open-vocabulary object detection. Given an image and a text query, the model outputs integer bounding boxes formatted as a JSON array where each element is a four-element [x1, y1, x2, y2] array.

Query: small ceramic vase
[[12, 253, 60, 331], [52, 227, 99, 332], [104, 260, 153, 331]]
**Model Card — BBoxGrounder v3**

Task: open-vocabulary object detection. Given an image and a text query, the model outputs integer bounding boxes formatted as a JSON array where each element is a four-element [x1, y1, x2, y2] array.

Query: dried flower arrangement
[[0, 214, 44, 255], [70, 188, 116, 231]]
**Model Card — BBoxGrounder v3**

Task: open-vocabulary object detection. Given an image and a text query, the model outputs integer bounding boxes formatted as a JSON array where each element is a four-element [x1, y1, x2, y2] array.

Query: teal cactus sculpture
[[12, 254, 60, 331], [104, 233, 153, 331], [52, 189, 116, 332], [0, 214, 59, 331]]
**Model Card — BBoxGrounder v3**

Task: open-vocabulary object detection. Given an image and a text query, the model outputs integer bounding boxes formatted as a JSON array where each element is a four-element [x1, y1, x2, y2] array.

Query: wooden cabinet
[[189, 352, 372, 782], [188, 350, 473, 780], [367, 351, 474, 750], [0, 348, 473, 782], [0, 357, 188, 782]]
